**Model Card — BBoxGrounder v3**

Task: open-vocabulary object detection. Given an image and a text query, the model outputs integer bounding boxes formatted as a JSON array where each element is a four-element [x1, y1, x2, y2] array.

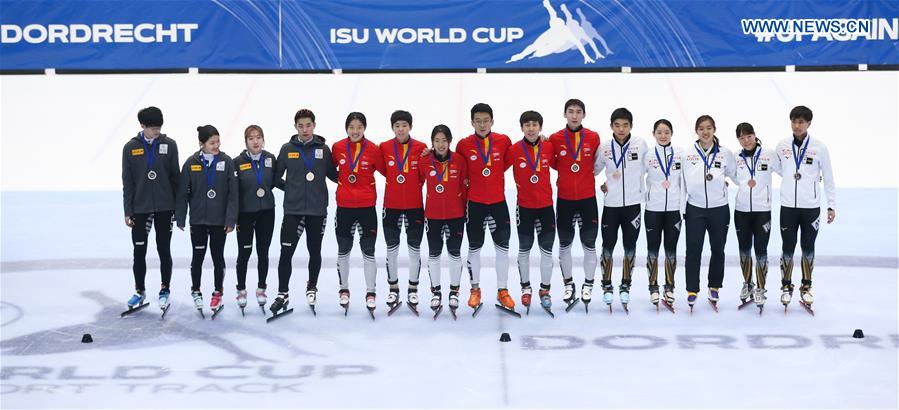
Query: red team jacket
[[549, 127, 601, 201], [418, 152, 468, 220], [379, 137, 427, 210], [505, 139, 557, 209], [455, 132, 512, 205], [331, 137, 384, 208]]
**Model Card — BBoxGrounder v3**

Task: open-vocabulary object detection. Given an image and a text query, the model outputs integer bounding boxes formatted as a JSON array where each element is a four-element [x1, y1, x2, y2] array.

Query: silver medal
[[147, 170, 157, 180], [529, 175, 539, 184], [396, 174, 406, 184], [482, 168, 491, 177], [256, 187, 265, 198], [348, 174, 357, 184], [306, 172, 315, 182], [435, 184, 445, 194], [570, 163, 580, 173], [207, 189, 217, 199]]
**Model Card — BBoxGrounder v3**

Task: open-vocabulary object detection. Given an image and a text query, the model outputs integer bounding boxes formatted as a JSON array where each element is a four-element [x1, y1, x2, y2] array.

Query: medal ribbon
[[611, 139, 631, 169], [474, 133, 493, 168], [740, 148, 761, 179], [694, 143, 719, 174], [200, 154, 218, 191], [393, 139, 411, 174], [521, 139, 542, 174], [347, 139, 367, 173], [140, 132, 158, 171], [563, 129, 584, 162], [249, 153, 264, 187], [431, 154, 451, 182], [792, 136, 810, 174], [654, 146, 674, 180], [297, 144, 315, 175]]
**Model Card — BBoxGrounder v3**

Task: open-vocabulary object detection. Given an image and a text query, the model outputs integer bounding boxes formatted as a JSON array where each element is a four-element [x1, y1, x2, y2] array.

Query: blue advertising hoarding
[[1, 0, 896, 70]]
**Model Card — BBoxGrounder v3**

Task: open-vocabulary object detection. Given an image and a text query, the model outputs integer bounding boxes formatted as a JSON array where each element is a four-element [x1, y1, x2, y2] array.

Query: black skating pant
[[131, 211, 174, 292], [236, 209, 275, 291], [684, 204, 729, 293], [190, 225, 227, 293], [276, 214, 327, 293], [779, 206, 820, 289], [735, 210, 771, 289], [644, 210, 681, 290], [600, 204, 641, 287]]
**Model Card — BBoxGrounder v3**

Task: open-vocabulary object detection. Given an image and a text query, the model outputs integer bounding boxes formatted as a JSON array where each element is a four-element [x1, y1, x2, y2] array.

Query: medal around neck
[[256, 187, 265, 198], [306, 171, 315, 182], [207, 189, 217, 199], [435, 184, 445, 194], [147, 170, 157, 180], [348, 174, 357, 184]]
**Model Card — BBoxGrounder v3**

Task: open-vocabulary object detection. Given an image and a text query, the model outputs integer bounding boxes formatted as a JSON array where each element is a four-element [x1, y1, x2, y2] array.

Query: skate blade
[[387, 302, 403, 316], [342, 304, 350, 316], [159, 305, 171, 320], [197, 308, 206, 319], [564, 298, 581, 313], [737, 299, 754, 310], [799, 301, 815, 316], [661, 300, 675, 314], [240, 307, 245, 317], [758, 305, 765, 316], [432, 305, 443, 320], [542, 306, 555, 318], [621, 303, 629, 314], [266, 308, 294, 323], [407, 303, 420, 317], [120, 302, 150, 318], [309, 305, 317, 317], [259, 304, 266, 315], [210, 306, 224, 320], [450, 307, 458, 321], [494, 304, 522, 318], [607, 304, 613, 314], [708, 299, 719, 313], [368, 308, 376, 321], [471, 303, 484, 318], [525, 305, 530, 315]]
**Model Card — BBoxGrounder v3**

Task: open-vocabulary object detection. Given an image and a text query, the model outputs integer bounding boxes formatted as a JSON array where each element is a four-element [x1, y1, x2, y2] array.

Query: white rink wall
[[1, 71, 897, 191]]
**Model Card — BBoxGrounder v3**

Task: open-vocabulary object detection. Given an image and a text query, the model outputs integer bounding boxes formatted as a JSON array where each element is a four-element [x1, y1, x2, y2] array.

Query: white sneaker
[[563, 282, 575, 302], [236, 289, 248, 308], [448, 293, 460, 309], [581, 283, 593, 302], [781, 289, 792, 305], [430, 294, 441, 309], [664, 288, 675, 305], [255, 288, 267, 305], [386, 290, 399, 305], [740, 282, 753, 301], [753, 288, 767, 306], [800, 289, 813, 305], [191, 291, 203, 310]]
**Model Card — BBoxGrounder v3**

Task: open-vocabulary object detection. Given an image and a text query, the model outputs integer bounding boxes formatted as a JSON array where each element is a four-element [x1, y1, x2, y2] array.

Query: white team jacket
[[594, 135, 647, 207], [642, 143, 685, 213], [733, 146, 781, 212], [775, 135, 836, 209], [682, 141, 736, 209]]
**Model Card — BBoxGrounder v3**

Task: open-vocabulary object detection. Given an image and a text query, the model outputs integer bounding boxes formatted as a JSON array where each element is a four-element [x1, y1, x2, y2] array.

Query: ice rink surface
[[1, 189, 897, 409]]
